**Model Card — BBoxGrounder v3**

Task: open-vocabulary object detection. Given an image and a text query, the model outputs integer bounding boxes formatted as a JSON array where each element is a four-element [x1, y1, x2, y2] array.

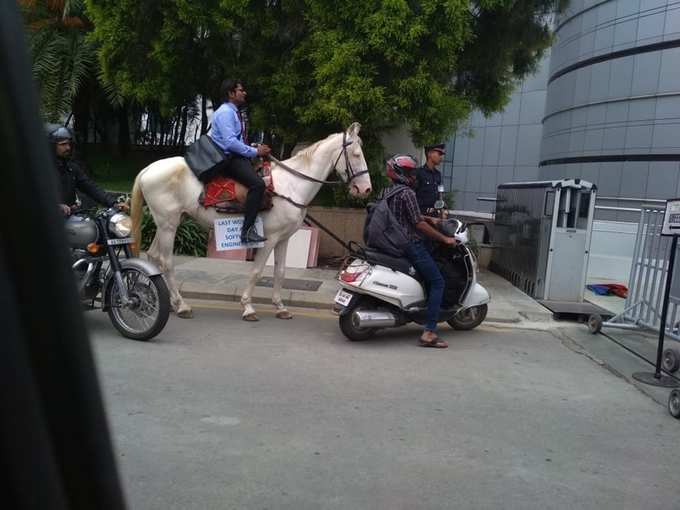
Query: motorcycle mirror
[[437, 185, 445, 193]]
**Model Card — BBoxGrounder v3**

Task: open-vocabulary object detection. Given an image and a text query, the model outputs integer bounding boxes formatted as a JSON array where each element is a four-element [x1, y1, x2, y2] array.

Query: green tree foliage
[[21, 0, 97, 121], [86, 0, 561, 146]]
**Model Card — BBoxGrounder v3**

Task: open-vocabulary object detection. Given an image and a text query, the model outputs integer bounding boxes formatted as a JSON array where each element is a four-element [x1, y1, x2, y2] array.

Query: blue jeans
[[404, 240, 444, 332]]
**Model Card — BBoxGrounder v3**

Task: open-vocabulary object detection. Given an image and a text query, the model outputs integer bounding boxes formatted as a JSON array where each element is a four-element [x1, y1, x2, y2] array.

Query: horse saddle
[[199, 172, 274, 214]]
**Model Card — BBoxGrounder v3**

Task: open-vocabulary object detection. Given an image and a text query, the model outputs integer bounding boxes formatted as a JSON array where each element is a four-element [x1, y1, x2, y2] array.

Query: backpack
[[363, 185, 411, 258]]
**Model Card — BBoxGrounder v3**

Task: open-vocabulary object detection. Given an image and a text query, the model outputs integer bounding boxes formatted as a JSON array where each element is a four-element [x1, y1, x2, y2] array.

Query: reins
[[268, 132, 369, 209]]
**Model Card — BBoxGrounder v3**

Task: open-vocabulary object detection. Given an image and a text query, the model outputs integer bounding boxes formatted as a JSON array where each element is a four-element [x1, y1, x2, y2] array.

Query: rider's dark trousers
[[203, 155, 265, 235], [404, 239, 445, 332]]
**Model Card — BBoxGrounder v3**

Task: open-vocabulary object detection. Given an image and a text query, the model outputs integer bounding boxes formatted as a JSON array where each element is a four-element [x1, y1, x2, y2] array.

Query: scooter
[[334, 212, 490, 341]]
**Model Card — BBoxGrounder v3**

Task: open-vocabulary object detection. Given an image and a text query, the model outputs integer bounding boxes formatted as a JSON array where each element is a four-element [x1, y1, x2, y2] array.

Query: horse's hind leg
[[147, 217, 193, 318], [272, 239, 293, 320]]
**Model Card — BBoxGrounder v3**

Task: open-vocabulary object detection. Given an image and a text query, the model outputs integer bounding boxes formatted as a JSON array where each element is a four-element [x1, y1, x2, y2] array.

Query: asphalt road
[[87, 303, 679, 510]]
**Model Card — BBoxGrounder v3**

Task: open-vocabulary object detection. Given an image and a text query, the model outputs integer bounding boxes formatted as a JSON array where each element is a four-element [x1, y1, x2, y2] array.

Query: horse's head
[[335, 122, 372, 197]]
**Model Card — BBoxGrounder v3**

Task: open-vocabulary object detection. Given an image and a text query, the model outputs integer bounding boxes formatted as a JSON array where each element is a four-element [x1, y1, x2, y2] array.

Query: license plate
[[107, 238, 133, 245], [334, 289, 354, 307]]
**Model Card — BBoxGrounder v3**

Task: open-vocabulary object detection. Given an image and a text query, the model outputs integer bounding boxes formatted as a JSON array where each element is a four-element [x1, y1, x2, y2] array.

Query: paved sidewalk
[[169, 256, 554, 324]]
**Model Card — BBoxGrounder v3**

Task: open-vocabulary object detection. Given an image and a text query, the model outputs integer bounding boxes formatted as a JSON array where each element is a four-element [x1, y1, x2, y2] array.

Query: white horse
[[130, 122, 372, 321]]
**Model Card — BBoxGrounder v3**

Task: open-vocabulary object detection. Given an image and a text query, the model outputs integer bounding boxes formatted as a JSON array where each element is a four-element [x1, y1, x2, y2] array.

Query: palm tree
[[20, 0, 96, 121]]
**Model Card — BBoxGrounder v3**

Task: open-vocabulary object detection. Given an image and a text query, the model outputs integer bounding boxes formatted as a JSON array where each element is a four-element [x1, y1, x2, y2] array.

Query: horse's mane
[[287, 133, 338, 165]]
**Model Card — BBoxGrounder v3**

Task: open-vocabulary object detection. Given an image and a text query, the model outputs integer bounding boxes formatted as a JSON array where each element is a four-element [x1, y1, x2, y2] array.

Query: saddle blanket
[[200, 169, 274, 213]]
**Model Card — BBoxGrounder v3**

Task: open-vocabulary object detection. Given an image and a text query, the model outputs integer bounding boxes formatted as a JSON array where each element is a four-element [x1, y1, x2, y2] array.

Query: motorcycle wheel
[[447, 304, 488, 331], [339, 297, 377, 342], [106, 268, 170, 341]]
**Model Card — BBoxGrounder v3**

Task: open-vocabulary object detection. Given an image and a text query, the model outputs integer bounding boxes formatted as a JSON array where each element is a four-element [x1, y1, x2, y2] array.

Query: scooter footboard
[[461, 282, 489, 308]]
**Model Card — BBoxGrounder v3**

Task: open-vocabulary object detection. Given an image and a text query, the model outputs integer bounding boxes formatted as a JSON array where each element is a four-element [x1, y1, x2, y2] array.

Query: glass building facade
[[445, 0, 680, 221]]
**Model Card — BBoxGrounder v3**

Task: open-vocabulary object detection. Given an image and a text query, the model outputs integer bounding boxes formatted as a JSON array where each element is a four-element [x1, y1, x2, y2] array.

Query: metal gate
[[602, 205, 680, 340]]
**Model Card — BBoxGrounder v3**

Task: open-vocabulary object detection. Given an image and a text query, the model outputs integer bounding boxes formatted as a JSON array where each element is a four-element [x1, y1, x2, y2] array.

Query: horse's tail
[[130, 172, 145, 256]]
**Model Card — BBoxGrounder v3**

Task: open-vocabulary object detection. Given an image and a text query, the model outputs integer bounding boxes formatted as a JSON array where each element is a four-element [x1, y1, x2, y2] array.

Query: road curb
[[183, 290, 526, 322], [182, 290, 335, 310]]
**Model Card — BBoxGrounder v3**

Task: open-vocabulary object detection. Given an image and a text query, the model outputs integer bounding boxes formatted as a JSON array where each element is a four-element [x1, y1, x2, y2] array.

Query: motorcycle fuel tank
[[65, 215, 98, 248]]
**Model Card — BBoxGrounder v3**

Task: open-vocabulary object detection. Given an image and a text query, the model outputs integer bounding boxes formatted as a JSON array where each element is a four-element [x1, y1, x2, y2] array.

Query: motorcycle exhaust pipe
[[72, 259, 96, 293], [352, 310, 397, 328]]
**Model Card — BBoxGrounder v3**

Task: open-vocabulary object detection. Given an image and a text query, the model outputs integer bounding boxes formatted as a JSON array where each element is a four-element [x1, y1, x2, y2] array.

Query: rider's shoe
[[241, 226, 267, 244]]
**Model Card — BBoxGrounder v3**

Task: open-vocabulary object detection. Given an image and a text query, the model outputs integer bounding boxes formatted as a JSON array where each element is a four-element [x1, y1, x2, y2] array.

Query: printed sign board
[[662, 199, 680, 236], [214, 216, 264, 250]]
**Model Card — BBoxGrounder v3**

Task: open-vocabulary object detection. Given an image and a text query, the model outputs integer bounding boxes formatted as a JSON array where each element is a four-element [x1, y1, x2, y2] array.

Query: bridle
[[269, 132, 369, 186], [268, 132, 370, 209]]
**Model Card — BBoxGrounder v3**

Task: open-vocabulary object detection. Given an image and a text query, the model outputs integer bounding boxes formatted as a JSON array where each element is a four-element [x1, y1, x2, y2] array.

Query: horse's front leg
[[272, 239, 293, 319], [240, 239, 276, 321]]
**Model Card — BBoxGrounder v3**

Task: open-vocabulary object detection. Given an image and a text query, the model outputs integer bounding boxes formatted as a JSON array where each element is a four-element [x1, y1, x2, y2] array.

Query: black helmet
[[386, 154, 418, 186], [46, 123, 74, 144]]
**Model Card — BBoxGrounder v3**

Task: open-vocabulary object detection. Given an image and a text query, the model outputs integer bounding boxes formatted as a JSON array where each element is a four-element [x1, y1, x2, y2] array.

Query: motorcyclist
[[382, 154, 458, 348], [47, 124, 127, 216]]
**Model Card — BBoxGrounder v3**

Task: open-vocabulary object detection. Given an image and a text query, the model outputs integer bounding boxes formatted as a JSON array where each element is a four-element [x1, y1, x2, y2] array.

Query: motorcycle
[[334, 193, 490, 341], [66, 206, 170, 341]]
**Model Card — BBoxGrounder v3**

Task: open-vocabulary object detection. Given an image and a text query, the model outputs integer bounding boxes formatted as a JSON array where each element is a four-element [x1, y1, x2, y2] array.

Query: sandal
[[418, 336, 448, 348]]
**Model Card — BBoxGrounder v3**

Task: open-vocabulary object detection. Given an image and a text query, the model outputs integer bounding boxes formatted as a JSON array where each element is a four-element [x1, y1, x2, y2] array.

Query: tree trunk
[[159, 115, 165, 146], [72, 88, 90, 144], [179, 106, 188, 147], [200, 95, 208, 135], [172, 106, 181, 145], [116, 104, 130, 155]]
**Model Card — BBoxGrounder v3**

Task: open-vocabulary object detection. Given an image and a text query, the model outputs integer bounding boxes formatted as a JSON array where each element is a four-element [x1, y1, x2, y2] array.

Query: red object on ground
[[608, 284, 628, 299], [588, 283, 628, 298]]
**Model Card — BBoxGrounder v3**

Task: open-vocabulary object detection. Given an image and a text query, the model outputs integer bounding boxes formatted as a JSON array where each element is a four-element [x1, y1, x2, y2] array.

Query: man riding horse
[[202, 79, 272, 244]]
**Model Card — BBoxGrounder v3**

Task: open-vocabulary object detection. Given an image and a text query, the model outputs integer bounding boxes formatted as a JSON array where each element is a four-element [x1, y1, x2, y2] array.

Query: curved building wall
[[540, 0, 680, 220], [442, 54, 550, 212]]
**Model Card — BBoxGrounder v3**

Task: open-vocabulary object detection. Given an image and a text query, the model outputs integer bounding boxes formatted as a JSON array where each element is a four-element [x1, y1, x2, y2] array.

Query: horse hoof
[[242, 314, 259, 322], [276, 310, 293, 320], [177, 309, 193, 319]]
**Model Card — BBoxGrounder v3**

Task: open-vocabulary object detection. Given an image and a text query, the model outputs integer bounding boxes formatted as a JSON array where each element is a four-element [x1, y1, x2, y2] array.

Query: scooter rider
[[47, 124, 126, 216], [382, 154, 458, 348]]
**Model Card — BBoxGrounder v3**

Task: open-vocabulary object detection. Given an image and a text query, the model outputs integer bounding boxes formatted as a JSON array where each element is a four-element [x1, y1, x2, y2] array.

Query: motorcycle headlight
[[109, 212, 132, 238]]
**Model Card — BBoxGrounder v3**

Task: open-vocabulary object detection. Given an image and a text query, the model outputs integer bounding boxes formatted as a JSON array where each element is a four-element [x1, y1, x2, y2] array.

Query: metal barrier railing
[[599, 205, 680, 342]]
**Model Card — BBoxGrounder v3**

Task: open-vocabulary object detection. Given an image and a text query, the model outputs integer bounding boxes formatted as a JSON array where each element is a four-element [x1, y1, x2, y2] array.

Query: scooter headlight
[[454, 230, 469, 244], [109, 212, 132, 238]]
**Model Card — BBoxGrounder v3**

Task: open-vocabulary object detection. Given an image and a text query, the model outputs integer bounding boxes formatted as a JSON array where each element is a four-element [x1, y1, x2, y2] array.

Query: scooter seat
[[362, 248, 420, 278]]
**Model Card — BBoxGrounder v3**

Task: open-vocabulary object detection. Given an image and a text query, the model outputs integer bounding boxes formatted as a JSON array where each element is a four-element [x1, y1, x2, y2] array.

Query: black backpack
[[363, 185, 411, 258]]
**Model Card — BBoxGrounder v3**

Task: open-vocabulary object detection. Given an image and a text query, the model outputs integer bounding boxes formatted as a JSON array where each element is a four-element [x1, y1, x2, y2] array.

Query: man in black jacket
[[414, 143, 445, 214], [47, 125, 124, 216]]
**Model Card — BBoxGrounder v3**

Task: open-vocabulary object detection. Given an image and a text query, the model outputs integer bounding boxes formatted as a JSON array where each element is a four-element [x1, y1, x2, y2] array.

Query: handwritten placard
[[214, 216, 264, 250]]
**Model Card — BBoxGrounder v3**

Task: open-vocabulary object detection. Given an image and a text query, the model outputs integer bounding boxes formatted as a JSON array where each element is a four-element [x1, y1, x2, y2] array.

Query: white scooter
[[335, 217, 490, 341]]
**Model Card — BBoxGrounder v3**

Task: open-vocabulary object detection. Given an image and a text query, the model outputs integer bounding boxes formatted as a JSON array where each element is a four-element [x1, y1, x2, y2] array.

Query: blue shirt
[[209, 102, 256, 159]]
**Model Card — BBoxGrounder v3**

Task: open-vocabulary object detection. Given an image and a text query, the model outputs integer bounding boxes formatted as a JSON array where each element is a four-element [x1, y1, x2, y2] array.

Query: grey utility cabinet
[[490, 179, 597, 303]]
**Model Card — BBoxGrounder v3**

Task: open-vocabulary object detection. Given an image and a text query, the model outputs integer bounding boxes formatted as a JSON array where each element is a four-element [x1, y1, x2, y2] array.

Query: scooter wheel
[[447, 304, 487, 331]]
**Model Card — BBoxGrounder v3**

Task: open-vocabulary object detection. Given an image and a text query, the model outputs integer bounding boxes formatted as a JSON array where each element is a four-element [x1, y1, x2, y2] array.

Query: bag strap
[[382, 185, 408, 201]]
